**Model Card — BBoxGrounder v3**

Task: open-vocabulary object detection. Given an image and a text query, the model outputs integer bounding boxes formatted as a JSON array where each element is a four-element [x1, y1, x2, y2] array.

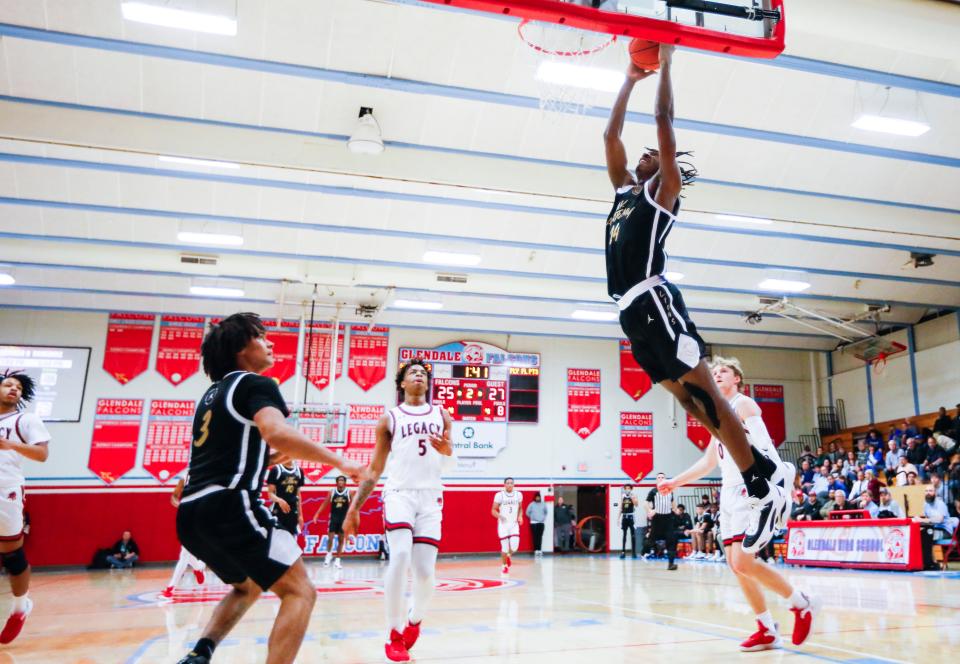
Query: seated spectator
[[814, 445, 829, 468], [827, 441, 843, 463], [933, 406, 953, 438], [793, 490, 822, 521], [674, 504, 693, 536], [106, 530, 140, 569], [948, 455, 960, 515], [828, 473, 847, 495], [907, 471, 920, 486], [811, 465, 830, 497], [865, 429, 884, 452], [906, 437, 927, 478], [930, 472, 950, 506], [855, 440, 871, 468], [842, 451, 858, 480], [848, 470, 869, 502], [884, 440, 903, 476], [867, 446, 883, 474], [923, 437, 947, 478], [688, 504, 710, 559], [886, 424, 902, 448], [953, 404, 960, 440], [799, 459, 815, 489], [876, 487, 904, 518], [895, 456, 918, 486], [858, 492, 879, 519], [903, 418, 919, 440], [913, 485, 959, 570], [820, 489, 848, 519], [865, 469, 883, 502], [798, 446, 816, 468]]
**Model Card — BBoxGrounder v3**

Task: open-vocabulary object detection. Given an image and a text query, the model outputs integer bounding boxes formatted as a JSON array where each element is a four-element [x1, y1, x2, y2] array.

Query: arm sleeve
[[233, 374, 290, 421], [20, 414, 51, 444]]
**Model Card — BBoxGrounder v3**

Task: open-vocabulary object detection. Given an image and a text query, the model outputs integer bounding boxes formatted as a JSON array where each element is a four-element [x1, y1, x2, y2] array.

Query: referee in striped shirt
[[645, 472, 678, 570]]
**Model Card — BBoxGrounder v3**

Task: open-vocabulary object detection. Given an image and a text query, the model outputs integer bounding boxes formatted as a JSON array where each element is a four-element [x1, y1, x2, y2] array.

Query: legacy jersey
[[605, 179, 681, 301], [384, 403, 445, 491], [329, 488, 350, 519], [494, 489, 523, 523], [0, 411, 50, 486], [184, 371, 290, 499], [715, 392, 782, 488]]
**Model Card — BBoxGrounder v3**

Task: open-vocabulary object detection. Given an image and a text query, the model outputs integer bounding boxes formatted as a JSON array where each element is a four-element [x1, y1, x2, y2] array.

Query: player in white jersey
[[344, 359, 453, 663], [658, 357, 819, 652], [0, 371, 51, 644], [491, 478, 523, 574], [162, 478, 207, 598]]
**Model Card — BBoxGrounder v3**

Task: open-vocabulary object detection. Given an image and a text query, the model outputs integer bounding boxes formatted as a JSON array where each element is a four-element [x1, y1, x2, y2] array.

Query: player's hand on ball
[[343, 509, 360, 537], [276, 497, 291, 513], [626, 63, 655, 81], [429, 433, 453, 456], [657, 477, 675, 495]]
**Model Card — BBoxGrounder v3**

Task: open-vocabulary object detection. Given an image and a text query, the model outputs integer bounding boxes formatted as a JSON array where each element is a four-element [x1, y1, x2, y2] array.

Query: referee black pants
[[650, 514, 677, 564]]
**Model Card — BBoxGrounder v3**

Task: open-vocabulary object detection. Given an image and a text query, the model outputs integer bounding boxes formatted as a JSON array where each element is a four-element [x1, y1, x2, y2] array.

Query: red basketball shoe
[[161, 586, 175, 598], [384, 629, 410, 662], [193, 569, 206, 585], [790, 593, 821, 645], [0, 598, 33, 645], [402, 620, 421, 650], [739, 621, 782, 652]]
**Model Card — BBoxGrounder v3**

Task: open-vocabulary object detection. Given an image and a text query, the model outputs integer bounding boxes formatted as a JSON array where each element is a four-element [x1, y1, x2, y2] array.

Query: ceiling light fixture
[[121, 1, 237, 36], [190, 285, 245, 298], [0, 273, 15, 286], [422, 250, 481, 266], [177, 231, 244, 246], [758, 278, 810, 293], [159, 155, 240, 169], [392, 299, 443, 310], [715, 214, 773, 225], [348, 107, 384, 155], [664, 271, 684, 281], [851, 114, 930, 137], [571, 309, 619, 322]]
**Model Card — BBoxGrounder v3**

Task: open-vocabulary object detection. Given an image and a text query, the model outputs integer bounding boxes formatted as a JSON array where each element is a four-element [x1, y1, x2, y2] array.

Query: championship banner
[[786, 520, 922, 571], [155, 315, 204, 385], [753, 384, 785, 446], [303, 322, 344, 390], [567, 368, 601, 440], [620, 412, 654, 481], [262, 319, 300, 385], [348, 325, 389, 391], [144, 400, 194, 483], [88, 398, 143, 484], [299, 404, 384, 483], [686, 413, 712, 451], [103, 312, 154, 384], [619, 340, 652, 401]]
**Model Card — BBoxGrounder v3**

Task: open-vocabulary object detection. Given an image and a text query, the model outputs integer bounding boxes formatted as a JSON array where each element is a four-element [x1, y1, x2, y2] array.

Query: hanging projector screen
[[0, 345, 92, 422]]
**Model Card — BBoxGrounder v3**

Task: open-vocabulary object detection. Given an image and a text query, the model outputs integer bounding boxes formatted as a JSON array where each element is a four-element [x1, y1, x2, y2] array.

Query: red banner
[[303, 322, 345, 390], [262, 319, 300, 385], [299, 404, 384, 483], [103, 312, 154, 384], [753, 384, 786, 446], [155, 315, 204, 385], [348, 325, 389, 391], [620, 412, 654, 481], [686, 413, 712, 451], [567, 368, 601, 440], [144, 400, 194, 483], [88, 398, 143, 484], [619, 340, 652, 401]]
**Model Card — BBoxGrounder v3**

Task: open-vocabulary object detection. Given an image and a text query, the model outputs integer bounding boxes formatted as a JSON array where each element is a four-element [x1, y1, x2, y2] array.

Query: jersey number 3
[[194, 410, 213, 447]]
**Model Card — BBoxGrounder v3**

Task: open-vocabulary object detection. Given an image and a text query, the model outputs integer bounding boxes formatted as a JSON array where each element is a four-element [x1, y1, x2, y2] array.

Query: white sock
[[384, 529, 412, 634], [788, 589, 809, 610], [408, 543, 437, 625], [756, 610, 775, 631], [11, 594, 29, 613], [168, 550, 190, 588]]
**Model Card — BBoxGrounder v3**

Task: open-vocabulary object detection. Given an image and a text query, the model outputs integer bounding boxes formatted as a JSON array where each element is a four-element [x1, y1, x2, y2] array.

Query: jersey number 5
[[418, 438, 427, 456], [194, 410, 212, 447]]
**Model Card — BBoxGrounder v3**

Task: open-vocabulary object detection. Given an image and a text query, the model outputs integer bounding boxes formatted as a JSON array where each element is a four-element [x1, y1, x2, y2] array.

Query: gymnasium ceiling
[[0, 0, 958, 353]]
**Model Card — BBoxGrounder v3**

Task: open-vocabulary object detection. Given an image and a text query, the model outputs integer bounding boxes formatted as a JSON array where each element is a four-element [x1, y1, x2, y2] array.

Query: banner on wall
[[348, 325, 389, 391], [88, 398, 143, 484], [686, 413, 712, 451], [753, 384, 786, 446], [262, 319, 300, 385], [567, 368, 601, 440], [619, 340, 652, 401], [303, 322, 345, 390], [143, 400, 194, 483], [298, 404, 384, 483], [620, 412, 654, 481], [103, 312, 154, 384], [155, 315, 204, 385], [786, 520, 921, 571]]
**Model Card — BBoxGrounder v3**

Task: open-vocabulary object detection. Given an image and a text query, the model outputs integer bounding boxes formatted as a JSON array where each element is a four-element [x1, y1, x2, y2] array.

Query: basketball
[[629, 38, 660, 71]]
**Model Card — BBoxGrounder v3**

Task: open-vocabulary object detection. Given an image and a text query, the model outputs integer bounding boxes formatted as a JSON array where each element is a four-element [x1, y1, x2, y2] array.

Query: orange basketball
[[628, 38, 660, 71]]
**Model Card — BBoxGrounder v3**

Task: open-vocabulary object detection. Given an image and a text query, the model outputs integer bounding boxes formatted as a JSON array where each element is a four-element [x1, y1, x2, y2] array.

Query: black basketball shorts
[[328, 516, 345, 535], [619, 281, 707, 383], [272, 509, 300, 536], [177, 489, 301, 591]]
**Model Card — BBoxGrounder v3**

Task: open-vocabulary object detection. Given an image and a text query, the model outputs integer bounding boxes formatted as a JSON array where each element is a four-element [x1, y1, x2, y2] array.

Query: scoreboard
[[398, 341, 540, 457]]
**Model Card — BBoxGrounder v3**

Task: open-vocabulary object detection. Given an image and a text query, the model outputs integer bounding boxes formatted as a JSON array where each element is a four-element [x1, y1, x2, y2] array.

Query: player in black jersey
[[175, 313, 366, 664], [603, 44, 785, 554], [266, 461, 305, 537], [311, 475, 351, 569], [619, 484, 636, 559]]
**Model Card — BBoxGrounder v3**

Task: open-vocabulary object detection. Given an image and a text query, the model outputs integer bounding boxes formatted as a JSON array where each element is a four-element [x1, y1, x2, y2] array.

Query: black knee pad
[[1, 547, 28, 575]]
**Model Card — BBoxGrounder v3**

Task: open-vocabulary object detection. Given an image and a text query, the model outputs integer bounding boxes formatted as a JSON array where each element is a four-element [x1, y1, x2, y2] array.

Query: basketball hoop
[[872, 353, 888, 377], [518, 18, 619, 116]]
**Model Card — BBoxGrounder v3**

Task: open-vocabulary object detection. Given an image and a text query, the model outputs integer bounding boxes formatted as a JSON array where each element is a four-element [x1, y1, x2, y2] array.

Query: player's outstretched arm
[[343, 415, 392, 536], [604, 64, 652, 190], [254, 407, 364, 481], [653, 44, 681, 210], [659, 440, 720, 494]]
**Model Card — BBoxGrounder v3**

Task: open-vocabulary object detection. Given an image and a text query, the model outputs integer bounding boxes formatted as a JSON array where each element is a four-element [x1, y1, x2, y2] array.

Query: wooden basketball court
[[5, 556, 953, 662]]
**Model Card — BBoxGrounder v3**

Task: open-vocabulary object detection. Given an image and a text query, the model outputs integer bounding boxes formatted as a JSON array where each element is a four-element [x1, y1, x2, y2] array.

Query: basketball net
[[518, 19, 618, 117], [872, 352, 888, 377]]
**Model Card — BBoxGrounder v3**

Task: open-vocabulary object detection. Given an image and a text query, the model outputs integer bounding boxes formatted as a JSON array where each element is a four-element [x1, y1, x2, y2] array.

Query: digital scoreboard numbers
[[397, 341, 540, 458]]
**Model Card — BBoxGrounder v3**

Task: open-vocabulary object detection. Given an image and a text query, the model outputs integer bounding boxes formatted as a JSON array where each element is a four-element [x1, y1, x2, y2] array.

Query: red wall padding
[[25, 487, 531, 567]]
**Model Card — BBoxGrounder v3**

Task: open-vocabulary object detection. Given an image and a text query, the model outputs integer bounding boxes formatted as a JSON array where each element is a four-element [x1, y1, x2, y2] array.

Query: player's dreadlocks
[[1, 370, 36, 406], [645, 147, 699, 190]]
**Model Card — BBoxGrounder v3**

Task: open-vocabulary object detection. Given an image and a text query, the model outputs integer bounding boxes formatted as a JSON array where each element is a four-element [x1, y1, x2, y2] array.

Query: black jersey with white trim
[[605, 179, 681, 301], [183, 371, 290, 499]]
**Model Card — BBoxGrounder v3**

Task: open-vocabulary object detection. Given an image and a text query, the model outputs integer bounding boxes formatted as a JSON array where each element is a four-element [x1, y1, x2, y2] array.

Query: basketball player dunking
[[163, 478, 207, 598], [659, 357, 819, 651], [175, 313, 365, 664], [312, 475, 351, 569], [0, 371, 51, 644], [343, 359, 453, 663], [492, 477, 523, 574], [604, 44, 786, 552]]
